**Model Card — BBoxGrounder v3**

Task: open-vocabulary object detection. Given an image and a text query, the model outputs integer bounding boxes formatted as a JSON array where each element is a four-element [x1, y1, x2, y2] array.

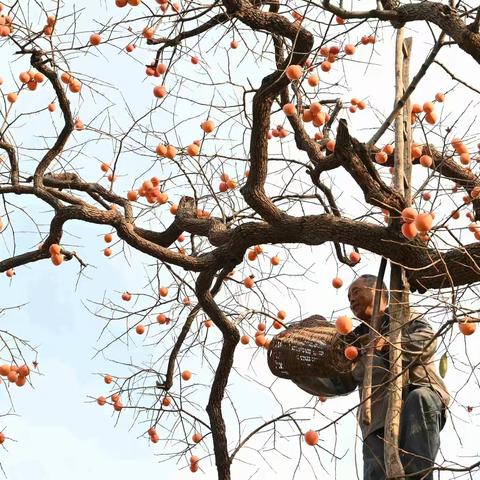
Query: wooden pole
[[361, 258, 387, 427], [384, 31, 413, 480], [385, 265, 409, 479], [402, 37, 413, 205]]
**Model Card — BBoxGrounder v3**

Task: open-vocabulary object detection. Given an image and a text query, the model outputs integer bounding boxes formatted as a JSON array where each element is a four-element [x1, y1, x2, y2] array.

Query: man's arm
[[399, 315, 437, 364]]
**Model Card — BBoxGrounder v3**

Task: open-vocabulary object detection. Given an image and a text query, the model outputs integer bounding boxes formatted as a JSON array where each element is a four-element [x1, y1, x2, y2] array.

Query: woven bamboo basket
[[267, 314, 358, 398]]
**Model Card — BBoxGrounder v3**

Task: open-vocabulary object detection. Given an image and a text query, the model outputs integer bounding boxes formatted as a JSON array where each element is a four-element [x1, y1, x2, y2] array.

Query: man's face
[[348, 279, 386, 322]]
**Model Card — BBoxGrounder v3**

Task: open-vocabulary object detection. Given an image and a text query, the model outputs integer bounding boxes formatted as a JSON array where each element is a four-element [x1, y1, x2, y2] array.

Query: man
[[348, 274, 449, 480]]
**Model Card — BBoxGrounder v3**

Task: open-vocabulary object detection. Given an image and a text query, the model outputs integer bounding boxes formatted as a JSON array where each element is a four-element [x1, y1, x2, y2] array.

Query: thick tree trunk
[[196, 269, 240, 480]]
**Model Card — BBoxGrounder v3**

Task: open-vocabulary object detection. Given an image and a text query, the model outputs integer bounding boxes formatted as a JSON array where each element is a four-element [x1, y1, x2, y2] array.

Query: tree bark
[[196, 269, 240, 480]]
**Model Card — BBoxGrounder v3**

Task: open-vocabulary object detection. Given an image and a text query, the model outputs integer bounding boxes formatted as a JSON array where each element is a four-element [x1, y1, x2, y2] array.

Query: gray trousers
[[363, 386, 446, 480]]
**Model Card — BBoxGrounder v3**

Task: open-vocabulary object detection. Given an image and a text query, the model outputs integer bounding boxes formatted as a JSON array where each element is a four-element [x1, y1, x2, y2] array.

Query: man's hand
[[375, 336, 387, 352]]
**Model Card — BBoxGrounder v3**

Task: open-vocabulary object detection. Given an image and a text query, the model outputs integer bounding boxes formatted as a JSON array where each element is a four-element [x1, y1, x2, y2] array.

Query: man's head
[[348, 275, 389, 322]]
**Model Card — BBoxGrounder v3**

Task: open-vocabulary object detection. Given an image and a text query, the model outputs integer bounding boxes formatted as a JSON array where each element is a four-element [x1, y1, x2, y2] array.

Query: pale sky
[[1, 0, 480, 479]]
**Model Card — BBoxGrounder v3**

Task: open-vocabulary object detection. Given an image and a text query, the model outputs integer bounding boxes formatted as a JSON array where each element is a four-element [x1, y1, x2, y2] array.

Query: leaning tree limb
[[222, 0, 314, 222], [158, 266, 234, 391], [322, 1, 480, 64]]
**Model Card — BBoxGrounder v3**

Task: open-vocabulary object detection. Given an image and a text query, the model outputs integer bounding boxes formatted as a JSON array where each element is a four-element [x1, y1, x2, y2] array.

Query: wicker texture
[[267, 314, 358, 397]]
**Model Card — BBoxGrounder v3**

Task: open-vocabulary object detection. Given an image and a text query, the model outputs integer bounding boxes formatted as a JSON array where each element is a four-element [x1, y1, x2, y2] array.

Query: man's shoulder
[[384, 308, 432, 333], [405, 309, 434, 332], [408, 309, 428, 323], [387, 308, 424, 322], [409, 309, 423, 320]]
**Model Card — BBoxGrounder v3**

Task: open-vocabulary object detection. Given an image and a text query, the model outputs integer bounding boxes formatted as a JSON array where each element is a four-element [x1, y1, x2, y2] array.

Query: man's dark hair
[[350, 274, 389, 304]]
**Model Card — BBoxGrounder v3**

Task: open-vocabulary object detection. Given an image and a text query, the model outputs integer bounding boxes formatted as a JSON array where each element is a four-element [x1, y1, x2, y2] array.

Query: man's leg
[[363, 429, 386, 480], [399, 387, 445, 480]]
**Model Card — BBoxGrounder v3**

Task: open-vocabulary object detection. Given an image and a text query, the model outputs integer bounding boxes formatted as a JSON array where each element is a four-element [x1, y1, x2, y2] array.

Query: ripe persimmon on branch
[[2, 0, 480, 478]]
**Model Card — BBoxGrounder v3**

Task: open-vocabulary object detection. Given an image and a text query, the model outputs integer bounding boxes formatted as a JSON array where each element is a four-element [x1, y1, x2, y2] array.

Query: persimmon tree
[[2, 0, 480, 478]]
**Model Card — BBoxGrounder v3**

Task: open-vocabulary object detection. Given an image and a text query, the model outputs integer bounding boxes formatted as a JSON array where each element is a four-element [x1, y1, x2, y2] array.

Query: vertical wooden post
[[384, 30, 413, 480], [385, 265, 409, 479], [402, 38, 413, 205], [361, 258, 388, 427], [393, 28, 405, 199]]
